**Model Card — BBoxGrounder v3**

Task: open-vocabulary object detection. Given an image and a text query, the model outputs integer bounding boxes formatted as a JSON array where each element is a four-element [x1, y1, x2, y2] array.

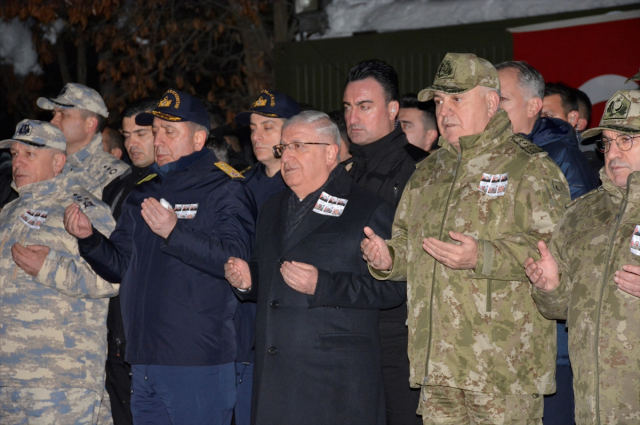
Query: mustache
[[607, 159, 628, 168], [348, 124, 366, 131]]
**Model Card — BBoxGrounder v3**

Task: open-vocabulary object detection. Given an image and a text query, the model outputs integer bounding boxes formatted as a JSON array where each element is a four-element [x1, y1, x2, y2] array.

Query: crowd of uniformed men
[[0, 51, 638, 425]]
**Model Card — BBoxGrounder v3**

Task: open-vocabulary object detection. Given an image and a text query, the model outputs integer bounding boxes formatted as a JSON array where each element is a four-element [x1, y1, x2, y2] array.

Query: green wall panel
[[275, 4, 639, 112]]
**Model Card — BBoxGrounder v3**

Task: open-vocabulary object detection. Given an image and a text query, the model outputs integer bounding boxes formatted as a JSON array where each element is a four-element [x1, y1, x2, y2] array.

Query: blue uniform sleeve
[[79, 201, 135, 283], [160, 181, 255, 280]]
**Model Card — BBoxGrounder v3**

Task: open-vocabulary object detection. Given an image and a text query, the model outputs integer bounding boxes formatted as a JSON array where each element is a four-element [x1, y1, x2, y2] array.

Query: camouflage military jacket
[[371, 110, 570, 395], [532, 169, 640, 424], [64, 133, 129, 198], [0, 174, 117, 392]]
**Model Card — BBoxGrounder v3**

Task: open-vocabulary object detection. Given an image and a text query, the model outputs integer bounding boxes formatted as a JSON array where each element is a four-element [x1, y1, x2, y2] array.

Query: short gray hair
[[495, 61, 545, 100], [282, 110, 342, 156], [185, 121, 210, 139]]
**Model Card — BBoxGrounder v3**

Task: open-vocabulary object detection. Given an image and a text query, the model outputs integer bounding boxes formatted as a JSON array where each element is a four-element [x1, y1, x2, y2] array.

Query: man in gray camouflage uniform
[[525, 89, 640, 424], [38, 83, 129, 198], [0, 120, 117, 424], [362, 53, 571, 424]]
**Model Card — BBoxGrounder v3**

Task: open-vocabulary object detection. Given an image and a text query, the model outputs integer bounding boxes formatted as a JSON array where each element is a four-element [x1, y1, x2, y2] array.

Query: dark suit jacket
[[239, 167, 405, 425]]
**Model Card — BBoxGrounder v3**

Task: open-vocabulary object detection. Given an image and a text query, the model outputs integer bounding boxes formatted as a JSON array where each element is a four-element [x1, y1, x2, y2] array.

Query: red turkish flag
[[511, 10, 640, 128]]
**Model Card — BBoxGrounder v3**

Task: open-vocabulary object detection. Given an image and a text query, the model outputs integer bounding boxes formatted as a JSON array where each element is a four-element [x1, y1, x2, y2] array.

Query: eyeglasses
[[597, 134, 640, 153], [272, 141, 330, 158]]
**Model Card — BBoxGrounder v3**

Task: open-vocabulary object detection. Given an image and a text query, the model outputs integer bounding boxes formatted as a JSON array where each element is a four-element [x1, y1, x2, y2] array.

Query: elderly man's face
[[280, 122, 338, 198], [122, 116, 155, 167], [152, 118, 204, 166], [11, 142, 64, 188], [343, 77, 397, 145], [433, 87, 496, 147], [250, 114, 286, 165], [498, 68, 539, 135], [604, 129, 640, 188]]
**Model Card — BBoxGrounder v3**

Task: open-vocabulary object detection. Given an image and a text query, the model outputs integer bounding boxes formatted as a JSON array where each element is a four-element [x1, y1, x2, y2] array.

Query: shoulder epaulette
[[136, 173, 158, 185], [240, 165, 253, 176], [510, 134, 545, 157], [215, 162, 244, 179], [566, 186, 602, 208]]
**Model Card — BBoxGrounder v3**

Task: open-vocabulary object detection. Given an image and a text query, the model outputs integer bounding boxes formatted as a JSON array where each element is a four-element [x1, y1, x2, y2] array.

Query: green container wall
[[275, 4, 639, 112]]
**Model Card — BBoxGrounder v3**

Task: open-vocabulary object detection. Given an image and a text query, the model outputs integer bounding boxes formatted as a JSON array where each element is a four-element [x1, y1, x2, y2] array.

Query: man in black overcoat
[[225, 110, 405, 425]]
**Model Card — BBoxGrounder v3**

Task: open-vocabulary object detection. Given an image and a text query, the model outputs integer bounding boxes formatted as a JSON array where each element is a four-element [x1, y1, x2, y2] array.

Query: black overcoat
[[240, 167, 406, 425]]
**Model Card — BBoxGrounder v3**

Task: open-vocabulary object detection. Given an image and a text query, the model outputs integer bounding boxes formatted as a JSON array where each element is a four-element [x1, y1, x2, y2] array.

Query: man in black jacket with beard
[[343, 59, 420, 425], [101, 98, 157, 425]]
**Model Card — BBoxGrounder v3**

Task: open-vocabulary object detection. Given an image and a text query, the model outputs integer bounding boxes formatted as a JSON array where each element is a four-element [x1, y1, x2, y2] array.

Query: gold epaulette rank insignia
[[136, 173, 158, 185], [215, 162, 244, 179]]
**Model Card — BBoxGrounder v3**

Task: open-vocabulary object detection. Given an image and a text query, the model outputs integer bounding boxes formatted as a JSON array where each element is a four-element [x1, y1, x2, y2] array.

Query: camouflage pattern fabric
[[0, 387, 111, 425], [418, 53, 500, 102], [0, 120, 66, 152], [370, 110, 570, 396], [0, 174, 117, 423], [582, 90, 640, 138], [37, 83, 109, 118], [63, 133, 129, 198], [531, 168, 640, 424], [419, 385, 543, 424]]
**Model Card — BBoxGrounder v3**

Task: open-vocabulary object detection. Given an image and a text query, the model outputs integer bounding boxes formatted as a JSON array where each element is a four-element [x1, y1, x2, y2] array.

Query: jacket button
[[270, 300, 279, 308], [268, 346, 277, 355], [278, 257, 286, 265]]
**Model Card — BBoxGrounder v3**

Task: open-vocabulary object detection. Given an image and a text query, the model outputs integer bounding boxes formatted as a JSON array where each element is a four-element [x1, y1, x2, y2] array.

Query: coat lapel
[[282, 167, 351, 254], [270, 189, 290, 254]]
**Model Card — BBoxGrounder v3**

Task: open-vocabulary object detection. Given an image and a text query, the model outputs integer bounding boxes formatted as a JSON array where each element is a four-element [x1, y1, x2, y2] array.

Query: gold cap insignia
[[253, 97, 267, 108], [158, 97, 172, 108]]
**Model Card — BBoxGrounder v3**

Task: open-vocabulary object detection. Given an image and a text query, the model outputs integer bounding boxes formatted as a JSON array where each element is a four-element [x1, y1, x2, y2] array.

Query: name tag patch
[[73, 193, 96, 210], [313, 192, 347, 217], [19, 209, 48, 229], [174, 203, 198, 219], [631, 225, 640, 256], [478, 172, 508, 197]]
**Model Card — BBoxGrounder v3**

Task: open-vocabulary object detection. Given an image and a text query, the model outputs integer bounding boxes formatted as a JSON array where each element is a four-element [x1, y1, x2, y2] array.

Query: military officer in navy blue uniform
[[64, 90, 255, 425], [236, 90, 302, 214], [225, 111, 405, 425], [232, 90, 301, 425]]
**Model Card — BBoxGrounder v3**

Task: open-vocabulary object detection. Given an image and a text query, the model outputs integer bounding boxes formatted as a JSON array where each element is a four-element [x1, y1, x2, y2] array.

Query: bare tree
[[0, 0, 283, 126]]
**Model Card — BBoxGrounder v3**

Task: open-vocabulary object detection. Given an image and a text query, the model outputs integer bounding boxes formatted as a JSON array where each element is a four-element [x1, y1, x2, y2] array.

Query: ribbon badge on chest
[[630, 225, 640, 256], [174, 203, 198, 219], [313, 191, 348, 217], [19, 209, 48, 229], [478, 172, 508, 197]]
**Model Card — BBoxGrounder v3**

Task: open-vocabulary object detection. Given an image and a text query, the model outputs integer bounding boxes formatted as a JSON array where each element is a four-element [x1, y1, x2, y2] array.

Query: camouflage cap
[[0, 119, 66, 151], [582, 90, 640, 138], [418, 53, 500, 102], [626, 69, 640, 84], [37, 83, 109, 118]]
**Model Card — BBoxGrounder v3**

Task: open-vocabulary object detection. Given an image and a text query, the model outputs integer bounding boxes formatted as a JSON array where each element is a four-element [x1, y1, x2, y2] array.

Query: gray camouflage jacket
[[532, 169, 640, 424], [371, 110, 571, 395], [64, 133, 129, 198], [0, 174, 117, 392]]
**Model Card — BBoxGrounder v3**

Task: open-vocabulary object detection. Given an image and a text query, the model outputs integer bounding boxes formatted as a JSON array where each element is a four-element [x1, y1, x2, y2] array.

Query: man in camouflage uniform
[[362, 53, 571, 424], [525, 90, 640, 425], [38, 83, 129, 198], [0, 120, 117, 423]]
